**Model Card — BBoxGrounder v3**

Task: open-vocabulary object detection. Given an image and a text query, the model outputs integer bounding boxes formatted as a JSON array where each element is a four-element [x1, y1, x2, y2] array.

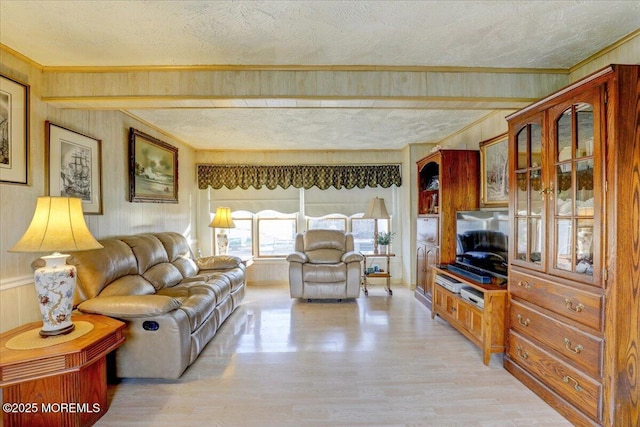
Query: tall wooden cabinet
[[414, 150, 479, 309], [504, 64, 640, 427]]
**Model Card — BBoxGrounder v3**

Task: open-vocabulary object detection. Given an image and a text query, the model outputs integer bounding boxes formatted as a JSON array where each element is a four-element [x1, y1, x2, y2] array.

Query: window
[[307, 215, 347, 231], [222, 211, 253, 258], [351, 216, 389, 253], [257, 211, 297, 257]]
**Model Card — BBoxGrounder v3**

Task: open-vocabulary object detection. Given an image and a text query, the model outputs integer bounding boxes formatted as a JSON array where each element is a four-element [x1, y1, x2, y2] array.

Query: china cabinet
[[415, 150, 479, 309], [505, 64, 640, 427]]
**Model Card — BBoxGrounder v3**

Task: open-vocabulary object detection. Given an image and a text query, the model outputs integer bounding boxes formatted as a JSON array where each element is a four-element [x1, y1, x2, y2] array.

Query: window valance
[[197, 164, 402, 190]]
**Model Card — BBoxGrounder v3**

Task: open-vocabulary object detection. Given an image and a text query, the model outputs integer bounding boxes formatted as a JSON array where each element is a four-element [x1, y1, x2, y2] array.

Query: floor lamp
[[209, 207, 235, 255], [363, 197, 390, 254], [9, 197, 103, 336]]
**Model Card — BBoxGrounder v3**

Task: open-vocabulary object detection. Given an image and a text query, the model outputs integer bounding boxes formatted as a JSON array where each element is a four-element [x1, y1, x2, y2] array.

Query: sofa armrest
[[342, 251, 363, 263], [77, 295, 181, 319], [196, 255, 242, 270], [286, 252, 308, 263]]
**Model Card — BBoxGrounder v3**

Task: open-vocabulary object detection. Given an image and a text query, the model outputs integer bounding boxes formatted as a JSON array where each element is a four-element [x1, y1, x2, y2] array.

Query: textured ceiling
[[1, 1, 639, 150]]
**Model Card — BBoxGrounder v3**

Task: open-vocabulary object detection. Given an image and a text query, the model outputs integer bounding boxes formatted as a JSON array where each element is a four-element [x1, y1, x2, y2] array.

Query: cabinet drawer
[[508, 331, 602, 421], [510, 300, 603, 378], [510, 270, 603, 331]]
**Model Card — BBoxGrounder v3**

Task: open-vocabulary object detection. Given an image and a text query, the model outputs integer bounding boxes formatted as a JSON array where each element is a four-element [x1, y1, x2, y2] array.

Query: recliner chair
[[286, 229, 363, 300]]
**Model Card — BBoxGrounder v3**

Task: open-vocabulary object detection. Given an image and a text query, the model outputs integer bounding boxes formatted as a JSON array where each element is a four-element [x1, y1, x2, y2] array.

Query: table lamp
[[209, 207, 235, 255], [9, 197, 103, 337], [363, 197, 390, 254]]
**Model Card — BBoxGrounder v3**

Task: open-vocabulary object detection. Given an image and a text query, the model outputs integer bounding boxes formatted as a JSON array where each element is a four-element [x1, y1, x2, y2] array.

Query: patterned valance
[[197, 164, 402, 190]]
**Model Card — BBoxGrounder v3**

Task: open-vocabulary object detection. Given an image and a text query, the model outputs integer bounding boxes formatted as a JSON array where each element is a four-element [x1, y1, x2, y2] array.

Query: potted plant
[[376, 232, 394, 254]]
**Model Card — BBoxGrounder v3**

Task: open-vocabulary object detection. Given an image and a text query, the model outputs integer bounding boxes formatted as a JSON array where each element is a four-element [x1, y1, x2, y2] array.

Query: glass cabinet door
[[513, 119, 545, 270], [549, 98, 600, 283]]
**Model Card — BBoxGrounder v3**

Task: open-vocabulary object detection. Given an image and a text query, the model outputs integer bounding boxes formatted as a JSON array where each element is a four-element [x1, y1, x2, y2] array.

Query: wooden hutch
[[504, 64, 640, 426], [415, 149, 479, 309]]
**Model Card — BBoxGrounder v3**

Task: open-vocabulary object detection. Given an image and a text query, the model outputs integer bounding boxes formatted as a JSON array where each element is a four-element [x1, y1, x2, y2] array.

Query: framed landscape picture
[[480, 132, 509, 207], [46, 121, 103, 214], [0, 74, 29, 185], [128, 128, 178, 203]]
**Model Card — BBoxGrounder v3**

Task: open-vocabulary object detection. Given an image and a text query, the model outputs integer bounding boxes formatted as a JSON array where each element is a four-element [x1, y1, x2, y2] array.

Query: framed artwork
[[129, 128, 178, 203], [46, 121, 103, 214], [0, 74, 29, 185], [480, 132, 509, 207]]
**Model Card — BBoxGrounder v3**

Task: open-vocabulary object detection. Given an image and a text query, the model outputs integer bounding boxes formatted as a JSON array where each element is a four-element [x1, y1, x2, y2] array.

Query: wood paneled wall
[[0, 52, 196, 333]]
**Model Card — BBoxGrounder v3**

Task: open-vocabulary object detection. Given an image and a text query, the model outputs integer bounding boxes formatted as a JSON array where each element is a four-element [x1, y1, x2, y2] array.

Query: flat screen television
[[455, 209, 509, 279]]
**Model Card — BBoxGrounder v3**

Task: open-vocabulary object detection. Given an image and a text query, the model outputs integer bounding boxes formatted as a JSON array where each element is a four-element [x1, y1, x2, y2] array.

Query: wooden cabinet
[[430, 267, 507, 365], [414, 150, 479, 309], [0, 315, 125, 427], [504, 64, 640, 427]]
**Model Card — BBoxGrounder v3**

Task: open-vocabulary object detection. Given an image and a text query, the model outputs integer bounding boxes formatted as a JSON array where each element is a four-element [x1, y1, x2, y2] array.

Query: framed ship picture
[[46, 122, 103, 214]]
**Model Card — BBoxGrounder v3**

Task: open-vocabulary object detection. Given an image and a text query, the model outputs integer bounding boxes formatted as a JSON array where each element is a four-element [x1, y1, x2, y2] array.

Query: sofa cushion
[[196, 255, 242, 270], [120, 234, 169, 274], [173, 257, 199, 279], [154, 232, 192, 262], [157, 282, 216, 302], [99, 275, 156, 297], [68, 238, 139, 305], [78, 295, 181, 318], [303, 263, 347, 283], [179, 293, 217, 331], [143, 263, 183, 290], [306, 249, 344, 264]]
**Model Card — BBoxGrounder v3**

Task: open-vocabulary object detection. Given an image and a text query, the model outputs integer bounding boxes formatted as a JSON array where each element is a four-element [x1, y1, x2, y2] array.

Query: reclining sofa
[[64, 232, 245, 379]]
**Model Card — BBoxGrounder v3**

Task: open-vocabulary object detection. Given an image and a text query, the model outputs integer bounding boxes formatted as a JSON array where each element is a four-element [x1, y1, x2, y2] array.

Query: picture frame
[[480, 132, 509, 207], [46, 121, 103, 214], [129, 128, 178, 203], [0, 74, 29, 185]]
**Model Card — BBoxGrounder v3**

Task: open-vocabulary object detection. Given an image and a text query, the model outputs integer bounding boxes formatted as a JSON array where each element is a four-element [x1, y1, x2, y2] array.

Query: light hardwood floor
[[98, 284, 572, 427]]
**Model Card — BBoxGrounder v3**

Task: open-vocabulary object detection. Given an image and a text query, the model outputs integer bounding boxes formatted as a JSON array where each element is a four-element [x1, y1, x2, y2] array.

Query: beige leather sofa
[[65, 232, 245, 379], [286, 229, 363, 300]]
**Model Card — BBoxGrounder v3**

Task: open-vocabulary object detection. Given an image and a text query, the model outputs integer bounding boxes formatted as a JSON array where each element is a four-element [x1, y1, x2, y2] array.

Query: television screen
[[455, 209, 509, 278]]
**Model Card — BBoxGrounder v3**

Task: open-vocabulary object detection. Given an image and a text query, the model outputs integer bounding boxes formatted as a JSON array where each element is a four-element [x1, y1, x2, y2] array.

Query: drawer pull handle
[[564, 338, 584, 354], [516, 345, 529, 360], [518, 281, 532, 290], [563, 375, 583, 392], [564, 299, 584, 313], [517, 314, 530, 327]]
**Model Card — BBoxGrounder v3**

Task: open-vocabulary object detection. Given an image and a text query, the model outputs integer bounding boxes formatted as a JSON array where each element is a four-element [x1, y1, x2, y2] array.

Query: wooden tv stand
[[430, 266, 507, 365]]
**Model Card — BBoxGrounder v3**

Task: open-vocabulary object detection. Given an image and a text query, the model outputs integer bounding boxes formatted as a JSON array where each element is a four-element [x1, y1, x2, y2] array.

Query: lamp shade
[[209, 207, 235, 229], [363, 197, 390, 219], [9, 197, 103, 253]]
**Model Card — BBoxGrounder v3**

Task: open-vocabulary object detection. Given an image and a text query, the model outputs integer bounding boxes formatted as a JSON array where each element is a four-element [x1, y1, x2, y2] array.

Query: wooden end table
[[0, 314, 125, 427]]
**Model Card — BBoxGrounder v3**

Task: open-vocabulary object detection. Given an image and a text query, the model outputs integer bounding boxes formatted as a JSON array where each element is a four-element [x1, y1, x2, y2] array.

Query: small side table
[[361, 252, 395, 296], [0, 314, 125, 427]]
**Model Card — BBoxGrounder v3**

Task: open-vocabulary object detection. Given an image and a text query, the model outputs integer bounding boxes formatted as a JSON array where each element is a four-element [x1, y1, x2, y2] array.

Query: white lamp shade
[[9, 197, 103, 253], [363, 197, 390, 219], [209, 207, 236, 229]]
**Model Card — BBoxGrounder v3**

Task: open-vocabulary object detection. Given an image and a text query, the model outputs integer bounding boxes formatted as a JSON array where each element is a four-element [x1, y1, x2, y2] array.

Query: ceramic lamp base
[[34, 253, 76, 337], [217, 231, 229, 255]]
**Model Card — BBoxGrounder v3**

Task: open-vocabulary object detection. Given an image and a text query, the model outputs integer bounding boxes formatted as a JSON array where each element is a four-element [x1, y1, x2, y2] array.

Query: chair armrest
[[77, 295, 181, 319], [286, 252, 309, 263], [196, 255, 242, 270], [342, 251, 364, 263]]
